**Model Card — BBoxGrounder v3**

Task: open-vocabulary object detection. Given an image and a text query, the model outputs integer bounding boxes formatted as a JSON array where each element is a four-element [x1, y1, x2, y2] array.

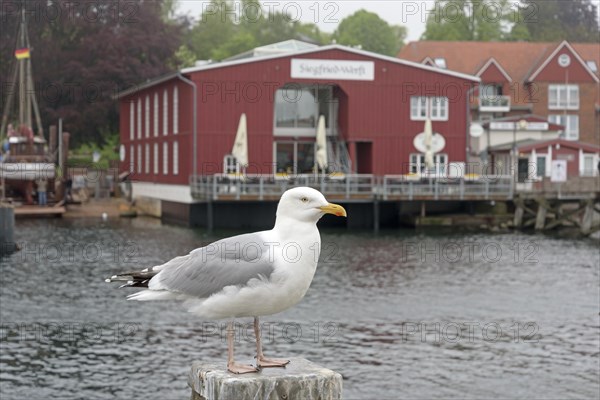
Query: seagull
[[106, 187, 346, 374]]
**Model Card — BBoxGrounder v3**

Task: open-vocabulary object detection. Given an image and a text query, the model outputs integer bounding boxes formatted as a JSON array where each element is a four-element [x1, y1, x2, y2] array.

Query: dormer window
[[586, 60, 598, 73], [434, 58, 447, 69]]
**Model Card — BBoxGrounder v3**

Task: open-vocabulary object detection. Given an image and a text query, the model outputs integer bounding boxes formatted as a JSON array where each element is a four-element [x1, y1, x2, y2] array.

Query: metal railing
[[516, 176, 600, 199], [190, 173, 519, 201], [479, 95, 511, 112], [382, 175, 514, 200], [190, 173, 376, 201]]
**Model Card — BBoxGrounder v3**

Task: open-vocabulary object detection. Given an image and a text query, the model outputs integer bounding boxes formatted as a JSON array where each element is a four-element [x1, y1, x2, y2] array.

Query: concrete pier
[[0, 205, 16, 255], [188, 358, 342, 400]]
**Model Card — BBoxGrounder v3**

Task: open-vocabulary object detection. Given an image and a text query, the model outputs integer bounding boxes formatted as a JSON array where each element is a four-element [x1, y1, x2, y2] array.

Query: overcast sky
[[176, 0, 441, 42], [176, 1, 600, 42]]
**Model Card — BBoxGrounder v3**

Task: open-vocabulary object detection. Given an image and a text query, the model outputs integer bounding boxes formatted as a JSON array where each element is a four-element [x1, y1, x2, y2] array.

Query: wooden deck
[[14, 205, 66, 217]]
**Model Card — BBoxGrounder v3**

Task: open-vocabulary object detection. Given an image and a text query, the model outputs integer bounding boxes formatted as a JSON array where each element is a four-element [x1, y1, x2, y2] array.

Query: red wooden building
[[116, 42, 479, 216], [399, 40, 600, 146]]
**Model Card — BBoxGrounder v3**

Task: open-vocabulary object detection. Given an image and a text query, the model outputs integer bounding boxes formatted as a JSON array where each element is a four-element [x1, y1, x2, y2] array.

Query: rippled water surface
[[1, 218, 599, 399]]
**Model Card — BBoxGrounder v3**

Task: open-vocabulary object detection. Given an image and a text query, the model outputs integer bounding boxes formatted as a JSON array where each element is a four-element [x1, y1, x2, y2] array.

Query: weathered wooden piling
[[0, 205, 16, 255], [188, 358, 342, 400]]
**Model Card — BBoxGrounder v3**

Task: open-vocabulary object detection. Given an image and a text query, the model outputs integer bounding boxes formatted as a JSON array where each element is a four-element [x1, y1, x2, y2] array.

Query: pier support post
[[513, 199, 524, 228], [206, 200, 214, 233], [581, 199, 594, 236], [534, 198, 547, 231], [188, 358, 342, 400], [373, 200, 380, 233], [0, 205, 16, 255]]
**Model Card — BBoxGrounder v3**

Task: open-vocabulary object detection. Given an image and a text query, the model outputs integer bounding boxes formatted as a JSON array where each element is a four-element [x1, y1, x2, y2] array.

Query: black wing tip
[[105, 270, 157, 288]]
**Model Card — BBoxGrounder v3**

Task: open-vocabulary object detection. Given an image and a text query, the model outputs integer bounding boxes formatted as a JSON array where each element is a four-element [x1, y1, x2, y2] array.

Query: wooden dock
[[14, 205, 66, 217]]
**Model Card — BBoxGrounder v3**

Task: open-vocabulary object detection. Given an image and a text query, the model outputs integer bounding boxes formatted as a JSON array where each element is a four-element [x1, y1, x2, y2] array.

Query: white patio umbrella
[[232, 113, 248, 168], [424, 118, 434, 170], [315, 115, 328, 172]]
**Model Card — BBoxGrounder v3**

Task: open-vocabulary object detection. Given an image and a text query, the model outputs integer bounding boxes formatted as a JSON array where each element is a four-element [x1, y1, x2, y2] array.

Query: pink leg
[[254, 316, 290, 368], [227, 320, 258, 374]]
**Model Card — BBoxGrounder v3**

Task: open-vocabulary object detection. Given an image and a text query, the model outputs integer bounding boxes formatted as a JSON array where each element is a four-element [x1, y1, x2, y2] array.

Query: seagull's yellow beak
[[319, 203, 347, 217]]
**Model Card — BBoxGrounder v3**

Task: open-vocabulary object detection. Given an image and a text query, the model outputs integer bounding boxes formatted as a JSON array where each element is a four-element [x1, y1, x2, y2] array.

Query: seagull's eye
[[300, 197, 309, 203]]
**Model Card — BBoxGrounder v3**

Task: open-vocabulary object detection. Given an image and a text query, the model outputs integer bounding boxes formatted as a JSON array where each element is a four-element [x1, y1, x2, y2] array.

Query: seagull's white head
[[276, 187, 347, 225]]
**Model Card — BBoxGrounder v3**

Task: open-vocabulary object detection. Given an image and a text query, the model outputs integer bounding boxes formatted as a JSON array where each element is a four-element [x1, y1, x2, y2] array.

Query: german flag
[[15, 48, 30, 59]]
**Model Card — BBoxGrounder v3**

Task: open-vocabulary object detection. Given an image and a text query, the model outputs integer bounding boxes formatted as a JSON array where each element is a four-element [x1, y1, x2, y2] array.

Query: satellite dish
[[470, 123, 484, 138], [413, 132, 446, 153]]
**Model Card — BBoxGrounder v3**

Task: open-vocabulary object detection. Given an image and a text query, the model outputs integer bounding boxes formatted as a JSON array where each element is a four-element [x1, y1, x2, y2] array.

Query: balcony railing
[[479, 95, 511, 112], [382, 175, 514, 200], [189, 174, 517, 201]]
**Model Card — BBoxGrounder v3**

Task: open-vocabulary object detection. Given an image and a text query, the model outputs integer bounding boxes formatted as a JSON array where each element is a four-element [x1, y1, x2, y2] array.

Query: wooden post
[[373, 199, 380, 233], [0, 205, 16, 255], [188, 358, 342, 400], [513, 199, 524, 228], [581, 198, 594, 236], [534, 198, 547, 231]]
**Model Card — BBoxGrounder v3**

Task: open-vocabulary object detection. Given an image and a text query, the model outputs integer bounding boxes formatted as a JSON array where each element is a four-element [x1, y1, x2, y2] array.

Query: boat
[[1, 8, 56, 206]]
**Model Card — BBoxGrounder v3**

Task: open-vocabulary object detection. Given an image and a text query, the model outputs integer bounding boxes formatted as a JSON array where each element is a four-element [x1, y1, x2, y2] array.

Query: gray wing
[[148, 232, 275, 298]]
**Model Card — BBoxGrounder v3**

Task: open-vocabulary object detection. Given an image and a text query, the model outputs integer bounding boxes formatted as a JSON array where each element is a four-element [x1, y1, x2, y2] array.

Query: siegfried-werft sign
[[291, 59, 375, 81]]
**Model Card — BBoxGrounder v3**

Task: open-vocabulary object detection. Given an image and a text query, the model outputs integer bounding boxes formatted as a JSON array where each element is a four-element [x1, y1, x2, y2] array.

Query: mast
[[0, 7, 42, 140], [18, 8, 26, 128]]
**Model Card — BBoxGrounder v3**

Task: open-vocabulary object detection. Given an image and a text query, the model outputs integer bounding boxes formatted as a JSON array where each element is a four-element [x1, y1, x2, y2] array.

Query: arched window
[[145, 95, 150, 137], [163, 142, 169, 175], [137, 98, 142, 139], [163, 89, 168, 135], [153, 93, 159, 137], [173, 141, 179, 175], [129, 102, 134, 140], [173, 86, 179, 134], [153, 143, 159, 174]]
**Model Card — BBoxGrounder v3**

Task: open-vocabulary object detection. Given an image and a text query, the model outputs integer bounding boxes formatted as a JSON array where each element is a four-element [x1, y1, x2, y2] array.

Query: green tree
[[187, 0, 236, 60], [421, 0, 510, 41], [509, 0, 600, 42], [0, 0, 183, 146], [185, 0, 327, 61], [333, 10, 403, 56]]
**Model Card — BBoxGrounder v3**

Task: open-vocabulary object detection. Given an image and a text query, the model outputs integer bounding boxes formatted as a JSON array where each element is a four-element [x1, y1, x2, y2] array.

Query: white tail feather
[[127, 290, 180, 301]]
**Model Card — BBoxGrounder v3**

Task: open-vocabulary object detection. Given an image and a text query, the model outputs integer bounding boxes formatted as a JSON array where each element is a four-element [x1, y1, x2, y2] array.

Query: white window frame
[[274, 86, 334, 137], [137, 144, 142, 174], [535, 154, 547, 177], [144, 95, 150, 138], [153, 143, 159, 174], [549, 114, 579, 140], [129, 102, 134, 140], [548, 84, 579, 110], [582, 153, 597, 177], [163, 142, 169, 175], [129, 145, 134, 173], [163, 89, 168, 136], [273, 141, 316, 175], [137, 98, 142, 139], [409, 153, 448, 174], [144, 143, 150, 174], [223, 155, 239, 175], [410, 97, 427, 120], [173, 141, 179, 175], [153, 93, 159, 137], [173, 86, 179, 134], [410, 96, 449, 121]]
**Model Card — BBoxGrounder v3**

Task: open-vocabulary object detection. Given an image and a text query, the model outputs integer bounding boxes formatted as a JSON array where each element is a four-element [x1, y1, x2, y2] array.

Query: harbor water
[[0, 218, 598, 399]]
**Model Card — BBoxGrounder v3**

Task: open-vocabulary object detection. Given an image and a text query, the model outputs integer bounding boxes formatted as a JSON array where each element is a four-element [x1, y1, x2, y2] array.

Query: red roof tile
[[398, 41, 600, 82]]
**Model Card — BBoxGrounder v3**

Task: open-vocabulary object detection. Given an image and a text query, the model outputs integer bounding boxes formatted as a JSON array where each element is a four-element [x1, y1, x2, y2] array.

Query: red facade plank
[[120, 47, 477, 181]]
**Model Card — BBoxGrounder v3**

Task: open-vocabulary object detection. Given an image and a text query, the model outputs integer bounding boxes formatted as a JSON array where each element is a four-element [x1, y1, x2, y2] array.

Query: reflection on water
[[1, 218, 599, 399]]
